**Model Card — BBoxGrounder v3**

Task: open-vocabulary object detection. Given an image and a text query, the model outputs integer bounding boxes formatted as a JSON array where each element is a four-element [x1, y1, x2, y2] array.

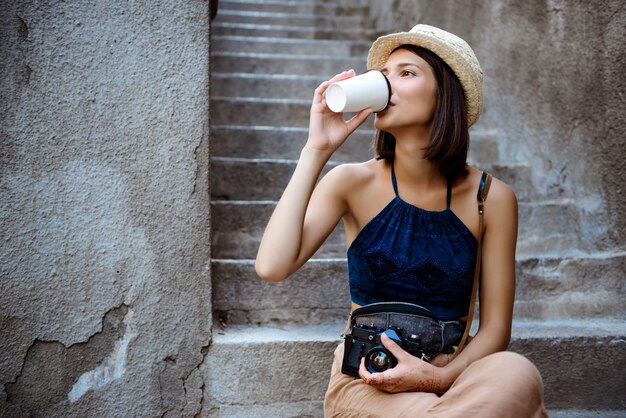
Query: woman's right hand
[[307, 69, 373, 155]]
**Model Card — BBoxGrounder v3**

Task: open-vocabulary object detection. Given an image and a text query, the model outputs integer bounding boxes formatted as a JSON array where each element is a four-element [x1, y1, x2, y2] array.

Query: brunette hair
[[375, 45, 469, 180]]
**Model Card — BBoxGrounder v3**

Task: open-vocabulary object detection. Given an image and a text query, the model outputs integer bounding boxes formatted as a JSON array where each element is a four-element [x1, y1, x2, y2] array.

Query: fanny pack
[[341, 171, 492, 377], [341, 302, 464, 376]]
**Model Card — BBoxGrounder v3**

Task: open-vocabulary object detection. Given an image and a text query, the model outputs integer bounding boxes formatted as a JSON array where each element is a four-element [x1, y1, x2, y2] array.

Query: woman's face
[[374, 48, 438, 134]]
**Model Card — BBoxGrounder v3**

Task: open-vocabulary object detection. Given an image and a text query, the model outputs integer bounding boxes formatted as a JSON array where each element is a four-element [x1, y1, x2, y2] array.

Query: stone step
[[211, 72, 328, 100], [212, 22, 378, 40], [212, 51, 366, 74], [548, 411, 626, 418], [517, 199, 582, 257], [215, 9, 370, 28], [210, 125, 375, 163], [480, 162, 534, 202], [212, 259, 349, 327], [514, 251, 625, 319], [210, 158, 530, 202], [210, 97, 376, 129], [210, 201, 346, 260], [210, 200, 582, 260], [218, 0, 370, 15], [210, 157, 334, 201], [211, 252, 626, 326], [210, 124, 498, 165], [211, 36, 371, 57], [201, 401, 324, 418], [200, 404, 626, 418], [201, 320, 626, 414]]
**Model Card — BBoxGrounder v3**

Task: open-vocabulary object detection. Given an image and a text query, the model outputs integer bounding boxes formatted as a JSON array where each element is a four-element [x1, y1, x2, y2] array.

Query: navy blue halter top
[[347, 164, 478, 320]]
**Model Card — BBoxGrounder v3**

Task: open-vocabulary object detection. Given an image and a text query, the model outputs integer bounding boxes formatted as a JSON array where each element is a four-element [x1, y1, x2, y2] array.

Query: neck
[[390, 124, 445, 190]]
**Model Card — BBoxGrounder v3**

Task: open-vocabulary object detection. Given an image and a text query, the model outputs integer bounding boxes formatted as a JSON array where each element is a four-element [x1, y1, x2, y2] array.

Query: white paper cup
[[325, 70, 391, 113]]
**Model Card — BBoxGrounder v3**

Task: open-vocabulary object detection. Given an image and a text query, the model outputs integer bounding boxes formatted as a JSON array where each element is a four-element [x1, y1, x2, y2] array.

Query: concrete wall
[[0, 1, 211, 416], [370, 0, 626, 252]]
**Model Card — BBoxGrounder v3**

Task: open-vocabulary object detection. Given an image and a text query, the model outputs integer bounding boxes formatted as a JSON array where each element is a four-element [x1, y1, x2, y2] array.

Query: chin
[[374, 114, 392, 131]]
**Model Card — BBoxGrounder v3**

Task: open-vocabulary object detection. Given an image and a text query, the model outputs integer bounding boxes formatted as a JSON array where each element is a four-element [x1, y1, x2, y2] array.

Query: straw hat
[[367, 24, 483, 127]]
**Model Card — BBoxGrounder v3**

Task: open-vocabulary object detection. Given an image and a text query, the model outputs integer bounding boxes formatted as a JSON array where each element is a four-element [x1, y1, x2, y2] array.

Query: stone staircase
[[203, 1, 625, 416]]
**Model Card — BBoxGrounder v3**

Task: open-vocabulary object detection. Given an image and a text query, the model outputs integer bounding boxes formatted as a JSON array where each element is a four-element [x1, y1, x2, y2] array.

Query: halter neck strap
[[391, 163, 399, 196], [391, 163, 453, 208]]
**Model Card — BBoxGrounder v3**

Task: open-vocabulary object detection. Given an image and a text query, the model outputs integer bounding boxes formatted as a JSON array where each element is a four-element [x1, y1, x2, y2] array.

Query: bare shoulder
[[320, 158, 382, 194], [485, 174, 517, 213]]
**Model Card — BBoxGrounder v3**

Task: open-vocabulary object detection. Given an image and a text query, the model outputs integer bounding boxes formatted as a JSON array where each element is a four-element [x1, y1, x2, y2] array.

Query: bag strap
[[451, 171, 492, 360]]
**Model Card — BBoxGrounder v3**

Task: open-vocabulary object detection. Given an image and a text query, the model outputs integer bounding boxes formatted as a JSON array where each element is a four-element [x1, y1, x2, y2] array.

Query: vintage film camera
[[341, 324, 431, 377]]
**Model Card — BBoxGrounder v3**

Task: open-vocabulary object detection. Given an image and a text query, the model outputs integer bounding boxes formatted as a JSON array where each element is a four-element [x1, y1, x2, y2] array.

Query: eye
[[401, 70, 415, 77]]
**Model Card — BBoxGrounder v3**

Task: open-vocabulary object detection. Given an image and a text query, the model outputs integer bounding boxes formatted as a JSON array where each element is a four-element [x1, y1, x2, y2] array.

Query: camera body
[[341, 324, 426, 377]]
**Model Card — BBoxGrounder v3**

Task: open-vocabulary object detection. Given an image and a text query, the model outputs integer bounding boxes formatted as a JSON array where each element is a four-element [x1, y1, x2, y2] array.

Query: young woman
[[256, 24, 547, 417]]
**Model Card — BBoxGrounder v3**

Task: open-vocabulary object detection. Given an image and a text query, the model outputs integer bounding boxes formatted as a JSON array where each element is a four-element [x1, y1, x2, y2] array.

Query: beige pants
[[324, 343, 548, 418]]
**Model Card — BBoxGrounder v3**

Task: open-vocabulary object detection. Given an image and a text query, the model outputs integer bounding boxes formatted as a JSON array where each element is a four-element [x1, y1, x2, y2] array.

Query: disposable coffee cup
[[325, 70, 391, 113]]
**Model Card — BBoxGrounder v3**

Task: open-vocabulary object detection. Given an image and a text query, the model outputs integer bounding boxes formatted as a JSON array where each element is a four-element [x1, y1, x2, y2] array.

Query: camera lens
[[365, 347, 397, 373]]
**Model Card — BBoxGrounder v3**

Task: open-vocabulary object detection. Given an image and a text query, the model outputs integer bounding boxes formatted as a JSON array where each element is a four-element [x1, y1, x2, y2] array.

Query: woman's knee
[[490, 351, 540, 373], [483, 351, 544, 390]]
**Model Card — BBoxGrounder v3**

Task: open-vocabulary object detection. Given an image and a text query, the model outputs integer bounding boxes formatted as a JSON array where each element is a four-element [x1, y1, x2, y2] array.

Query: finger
[[313, 69, 356, 101], [345, 108, 373, 134], [380, 332, 411, 362], [327, 68, 356, 85], [359, 358, 384, 386]]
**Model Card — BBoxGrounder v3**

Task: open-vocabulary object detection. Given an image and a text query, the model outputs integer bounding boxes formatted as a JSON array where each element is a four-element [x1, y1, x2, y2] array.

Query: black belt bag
[[341, 171, 492, 378], [341, 302, 464, 377]]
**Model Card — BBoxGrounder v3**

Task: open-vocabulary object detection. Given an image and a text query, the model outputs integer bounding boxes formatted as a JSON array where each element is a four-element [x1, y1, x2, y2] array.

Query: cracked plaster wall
[[0, 1, 211, 416], [370, 0, 626, 252]]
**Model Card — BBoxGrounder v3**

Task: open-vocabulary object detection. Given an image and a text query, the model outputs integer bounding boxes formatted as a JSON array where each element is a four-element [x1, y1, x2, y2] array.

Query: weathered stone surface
[[218, 0, 371, 15], [212, 254, 625, 326], [211, 125, 376, 163], [212, 22, 377, 40], [212, 36, 370, 58], [5, 306, 129, 414], [210, 200, 580, 260], [0, 0, 211, 415], [212, 72, 327, 100], [216, 10, 369, 28], [201, 325, 340, 412], [548, 411, 626, 418], [517, 200, 582, 256], [210, 97, 377, 130], [467, 130, 499, 166], [202, 400, 324, 418], [212, 51, 366, 75], [210, 201, 346, 260], [202, 321, 626, 412], [510, 321, 626, 409], [515, 252, 626, 319], [212, 259, 350, 326], [210, 157, 533, 202]]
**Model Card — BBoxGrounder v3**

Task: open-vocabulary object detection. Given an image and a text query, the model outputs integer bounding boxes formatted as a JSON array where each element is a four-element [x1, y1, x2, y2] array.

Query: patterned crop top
[[347, 164, 478, 320]]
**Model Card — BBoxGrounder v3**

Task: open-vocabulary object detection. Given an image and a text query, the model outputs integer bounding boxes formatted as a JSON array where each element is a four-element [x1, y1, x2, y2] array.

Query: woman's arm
[[255, 70, 372, 281], [359, 178, 518, 393]]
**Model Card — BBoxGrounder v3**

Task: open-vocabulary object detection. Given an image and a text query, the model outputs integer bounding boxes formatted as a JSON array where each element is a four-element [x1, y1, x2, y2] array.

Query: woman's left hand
[[358, 333, 450, 394]]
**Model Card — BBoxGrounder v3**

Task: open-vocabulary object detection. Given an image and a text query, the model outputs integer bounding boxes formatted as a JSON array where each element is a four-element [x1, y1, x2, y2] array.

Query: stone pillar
[[0, 1, 211, 416]]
